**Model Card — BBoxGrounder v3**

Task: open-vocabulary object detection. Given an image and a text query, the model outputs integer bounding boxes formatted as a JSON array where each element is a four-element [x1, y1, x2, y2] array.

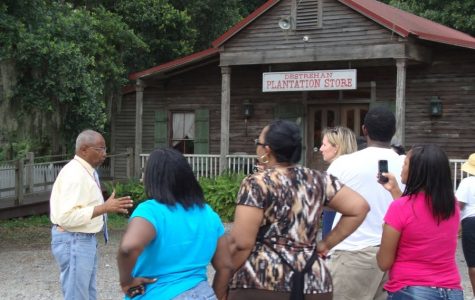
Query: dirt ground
[[0, 226, 473, 300]]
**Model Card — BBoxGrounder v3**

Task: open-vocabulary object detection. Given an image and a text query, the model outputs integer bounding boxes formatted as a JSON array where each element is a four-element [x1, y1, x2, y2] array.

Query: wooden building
[[112, 0, 475, 177]]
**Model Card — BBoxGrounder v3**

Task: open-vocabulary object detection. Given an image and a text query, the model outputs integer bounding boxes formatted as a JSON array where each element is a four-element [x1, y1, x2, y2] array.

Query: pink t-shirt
[[383, 192, 461, 292]]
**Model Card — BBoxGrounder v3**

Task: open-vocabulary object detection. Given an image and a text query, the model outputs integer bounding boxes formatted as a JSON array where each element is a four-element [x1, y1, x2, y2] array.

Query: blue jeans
[[387, 286, 463, 300], [51, 226, 98, 300], [172, 281, 217, 300]]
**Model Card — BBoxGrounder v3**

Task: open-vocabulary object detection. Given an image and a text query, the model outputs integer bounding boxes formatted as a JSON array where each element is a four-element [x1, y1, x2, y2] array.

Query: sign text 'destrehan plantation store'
[[262, 69, 357, 92]]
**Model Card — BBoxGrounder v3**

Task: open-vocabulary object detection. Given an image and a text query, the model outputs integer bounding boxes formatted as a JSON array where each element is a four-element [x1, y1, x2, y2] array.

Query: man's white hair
[[75, 130, 100, 152]]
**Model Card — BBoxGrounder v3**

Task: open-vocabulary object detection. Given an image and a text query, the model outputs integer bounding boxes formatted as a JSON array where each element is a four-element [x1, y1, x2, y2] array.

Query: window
[[296, 0, 323, 30], [171, 112, 195, 154], [154, 109, 208, 154]]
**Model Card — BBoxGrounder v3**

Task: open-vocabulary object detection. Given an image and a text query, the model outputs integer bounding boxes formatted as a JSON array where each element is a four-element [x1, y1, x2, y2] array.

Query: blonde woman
[[319, 126, 357, 239]]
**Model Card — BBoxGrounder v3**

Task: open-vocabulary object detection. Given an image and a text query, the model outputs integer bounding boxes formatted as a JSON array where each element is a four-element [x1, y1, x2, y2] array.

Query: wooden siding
[[112, 63, 222, 177], [404, 44, 475, 159], [112, 93, 136, 177], [223, 0, 403, 54]]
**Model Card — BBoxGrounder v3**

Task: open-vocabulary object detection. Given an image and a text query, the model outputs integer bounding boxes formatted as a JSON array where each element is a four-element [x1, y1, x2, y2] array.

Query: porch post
[[220, 66, 231, 172], [395, 58, 407, 146], [134, 79, 145, 178]]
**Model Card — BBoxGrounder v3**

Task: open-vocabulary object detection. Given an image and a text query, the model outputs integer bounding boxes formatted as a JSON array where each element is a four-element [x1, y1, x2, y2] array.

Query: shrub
[[103, 179, 147, 216], [199, 172, 245, 222], [103, 172, 245, 222]]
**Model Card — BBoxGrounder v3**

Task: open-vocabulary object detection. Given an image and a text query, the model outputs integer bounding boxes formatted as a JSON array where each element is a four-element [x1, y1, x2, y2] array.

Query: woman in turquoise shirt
[[117, 148, 231, 299]]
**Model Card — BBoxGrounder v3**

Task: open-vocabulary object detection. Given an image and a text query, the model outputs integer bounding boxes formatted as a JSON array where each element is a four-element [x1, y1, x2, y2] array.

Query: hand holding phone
[[378, 160, 389, 183]]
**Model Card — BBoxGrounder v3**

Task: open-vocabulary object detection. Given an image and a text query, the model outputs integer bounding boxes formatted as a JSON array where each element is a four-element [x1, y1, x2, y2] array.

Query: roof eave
[[128, 48, 219, 81]]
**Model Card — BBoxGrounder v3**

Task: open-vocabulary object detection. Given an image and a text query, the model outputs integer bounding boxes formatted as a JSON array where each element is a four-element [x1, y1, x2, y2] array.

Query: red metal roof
[[128, 47, 219, 80], [211, 0, 280, 48], [340, 0, 475, 50], [128, 0, 475, 82]]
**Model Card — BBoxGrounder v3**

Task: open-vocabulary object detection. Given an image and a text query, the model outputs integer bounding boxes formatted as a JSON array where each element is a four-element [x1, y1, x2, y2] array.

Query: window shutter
[[296, 0, 323, 29], [194, 109, 209, 154], [154, 110, 168, 148]]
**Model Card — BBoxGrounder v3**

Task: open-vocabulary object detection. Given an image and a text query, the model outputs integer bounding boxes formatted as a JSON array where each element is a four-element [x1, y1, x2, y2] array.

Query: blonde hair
[[321, 126, 357, 158]]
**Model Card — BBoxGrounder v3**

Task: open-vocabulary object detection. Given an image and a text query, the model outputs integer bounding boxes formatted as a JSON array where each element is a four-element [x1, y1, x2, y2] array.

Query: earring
[[259, 154, 269, 164]]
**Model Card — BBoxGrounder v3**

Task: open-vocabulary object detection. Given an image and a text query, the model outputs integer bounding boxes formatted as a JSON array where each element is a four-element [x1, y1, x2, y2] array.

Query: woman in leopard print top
[[212, 120, 369, 300]]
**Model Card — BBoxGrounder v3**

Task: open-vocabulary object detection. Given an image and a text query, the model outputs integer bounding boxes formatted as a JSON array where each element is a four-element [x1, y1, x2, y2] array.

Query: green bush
[[103, 179, 147, 216], [199, 172, 245, 222], [103, 172, 245, 222]]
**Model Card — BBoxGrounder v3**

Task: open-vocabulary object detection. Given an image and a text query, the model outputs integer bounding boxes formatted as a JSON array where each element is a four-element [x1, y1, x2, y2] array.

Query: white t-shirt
[[328, 146, 405, 251], [455, 176, 475, 220]]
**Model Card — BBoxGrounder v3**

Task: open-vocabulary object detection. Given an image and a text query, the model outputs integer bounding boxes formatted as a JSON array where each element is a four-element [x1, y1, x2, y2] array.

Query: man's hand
[[104, 191, 133, 214]]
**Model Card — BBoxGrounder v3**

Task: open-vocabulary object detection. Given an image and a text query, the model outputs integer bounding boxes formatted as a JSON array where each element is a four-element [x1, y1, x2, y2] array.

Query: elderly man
[[50, 129, 133, 300]]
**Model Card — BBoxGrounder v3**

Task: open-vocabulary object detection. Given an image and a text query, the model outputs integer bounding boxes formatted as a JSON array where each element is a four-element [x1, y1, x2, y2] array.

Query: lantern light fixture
[[430, 96, 442, 117]]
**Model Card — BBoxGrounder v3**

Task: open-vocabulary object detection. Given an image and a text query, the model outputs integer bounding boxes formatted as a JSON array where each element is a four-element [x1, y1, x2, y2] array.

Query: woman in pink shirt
[[376, 144, 463, 300]]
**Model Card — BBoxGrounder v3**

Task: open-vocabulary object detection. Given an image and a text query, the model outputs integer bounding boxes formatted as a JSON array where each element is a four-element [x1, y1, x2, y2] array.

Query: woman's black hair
[[265, 119, 302, 163], [402, 144, 456, 223], [144, 148, 205, 209]]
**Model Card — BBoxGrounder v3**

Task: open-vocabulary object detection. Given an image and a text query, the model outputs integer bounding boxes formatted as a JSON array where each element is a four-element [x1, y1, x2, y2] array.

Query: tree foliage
[[381, 0, 475, 36], [9, 0, 472, 159], [1, 0, 146, 155]]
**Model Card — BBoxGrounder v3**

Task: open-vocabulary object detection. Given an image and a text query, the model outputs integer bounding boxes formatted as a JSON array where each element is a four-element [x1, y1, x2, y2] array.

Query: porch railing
[[0, 153, 471, 204], [0, 151, 133, 204], [451, 159, 470, 189], [139, 154, 258, 180], [140, 154, 472, 187]]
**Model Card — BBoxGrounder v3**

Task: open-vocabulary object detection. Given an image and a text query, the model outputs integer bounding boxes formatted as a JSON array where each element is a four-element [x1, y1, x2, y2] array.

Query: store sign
[[262, 69, 357, 92]]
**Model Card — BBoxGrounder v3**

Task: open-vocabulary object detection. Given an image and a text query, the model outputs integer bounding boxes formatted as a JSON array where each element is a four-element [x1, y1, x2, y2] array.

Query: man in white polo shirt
[[50, 129, 133, 300], [327, 107, 405, 300]]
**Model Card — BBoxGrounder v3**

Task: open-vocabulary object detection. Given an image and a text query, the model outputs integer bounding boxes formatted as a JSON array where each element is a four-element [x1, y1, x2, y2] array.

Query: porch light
[[243, 100, 254, 137], [243, 100, 254, 119], [430, 96, 442, 117]]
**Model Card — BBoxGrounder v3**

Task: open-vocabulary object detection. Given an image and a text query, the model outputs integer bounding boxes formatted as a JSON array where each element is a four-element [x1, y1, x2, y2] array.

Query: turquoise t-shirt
[[125, 200, 225, 300]]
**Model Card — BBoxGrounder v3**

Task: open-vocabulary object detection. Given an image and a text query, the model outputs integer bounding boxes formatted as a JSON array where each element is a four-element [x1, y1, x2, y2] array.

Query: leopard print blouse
[[229, 166, 342, 294]]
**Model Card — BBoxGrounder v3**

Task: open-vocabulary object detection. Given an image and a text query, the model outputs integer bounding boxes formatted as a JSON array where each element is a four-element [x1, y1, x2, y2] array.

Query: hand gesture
[[105, 191, 133, 214]]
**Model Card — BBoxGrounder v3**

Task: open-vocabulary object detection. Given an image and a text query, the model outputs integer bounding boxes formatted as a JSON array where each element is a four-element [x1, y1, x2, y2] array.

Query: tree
[[0, 0, 146, 155], [112, 0, 196, 71], [381, 0, 475, 36], [169, 0, 268, 51]]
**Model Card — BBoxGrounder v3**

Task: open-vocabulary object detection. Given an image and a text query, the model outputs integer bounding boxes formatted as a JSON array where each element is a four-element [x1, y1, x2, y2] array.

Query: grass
[[0, 213, 129, 230]]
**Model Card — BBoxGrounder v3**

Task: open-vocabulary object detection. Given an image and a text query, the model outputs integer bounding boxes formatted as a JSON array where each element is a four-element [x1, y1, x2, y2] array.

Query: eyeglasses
[[90, 146, 107, 153], [254, 139, 266, 147]]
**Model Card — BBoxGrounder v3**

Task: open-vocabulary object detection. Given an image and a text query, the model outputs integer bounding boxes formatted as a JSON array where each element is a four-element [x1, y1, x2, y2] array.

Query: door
[[307, 104, 368, 170]]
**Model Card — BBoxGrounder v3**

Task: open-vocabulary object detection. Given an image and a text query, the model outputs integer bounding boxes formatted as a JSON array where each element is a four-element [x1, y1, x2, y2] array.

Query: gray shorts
[[327, 246, 388, 300]]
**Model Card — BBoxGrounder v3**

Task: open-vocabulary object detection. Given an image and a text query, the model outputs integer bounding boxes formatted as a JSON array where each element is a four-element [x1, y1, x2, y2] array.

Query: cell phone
[[378, 160, 389, 183], [127, 284, 145, 298]]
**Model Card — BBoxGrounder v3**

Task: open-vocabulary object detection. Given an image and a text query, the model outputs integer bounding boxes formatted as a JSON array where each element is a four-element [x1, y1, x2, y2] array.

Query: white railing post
[[449, 159, 468, 192]]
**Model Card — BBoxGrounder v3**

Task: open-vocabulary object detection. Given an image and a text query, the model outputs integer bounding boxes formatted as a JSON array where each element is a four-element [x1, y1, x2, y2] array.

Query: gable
[[222, 0, 401, 54]]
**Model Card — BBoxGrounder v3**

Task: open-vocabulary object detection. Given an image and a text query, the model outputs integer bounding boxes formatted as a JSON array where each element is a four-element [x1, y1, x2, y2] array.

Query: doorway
[[307, 104, 368, 170]]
